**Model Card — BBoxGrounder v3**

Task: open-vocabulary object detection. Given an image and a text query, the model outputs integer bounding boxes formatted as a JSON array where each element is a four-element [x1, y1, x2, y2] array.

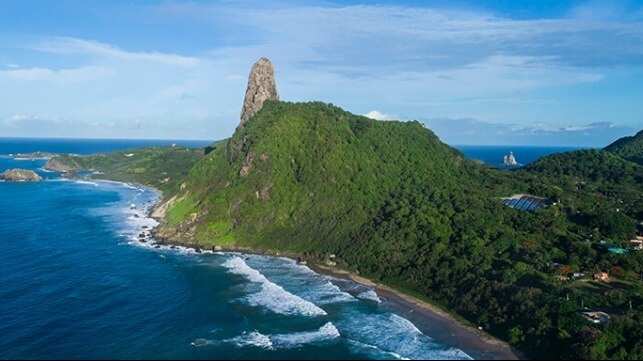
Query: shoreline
[[307, 263, 525, 360], [101, 179, 525, 360]]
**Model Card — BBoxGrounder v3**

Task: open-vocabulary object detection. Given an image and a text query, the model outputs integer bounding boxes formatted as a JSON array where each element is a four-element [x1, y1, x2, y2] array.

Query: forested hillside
[[46, 146, 204, 197], [604, 130, 643, 165], [156, 101, 643, 359]]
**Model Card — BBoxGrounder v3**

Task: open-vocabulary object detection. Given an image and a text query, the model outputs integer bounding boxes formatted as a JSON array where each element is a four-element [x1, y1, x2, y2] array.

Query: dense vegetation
[[604, 129, 643, 165], [153, 101, 642, 359], [47, 146, 205, 197]]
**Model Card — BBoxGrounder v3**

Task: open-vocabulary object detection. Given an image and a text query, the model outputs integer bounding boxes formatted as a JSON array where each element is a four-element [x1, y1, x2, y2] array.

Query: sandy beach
[[308, 263, 526, 360]]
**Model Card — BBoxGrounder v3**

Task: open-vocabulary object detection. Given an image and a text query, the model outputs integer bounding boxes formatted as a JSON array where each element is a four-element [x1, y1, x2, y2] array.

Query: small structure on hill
[[580, 310, 610, 324], [593, 272, 609, 281], [628, 236, 643, 251], [500, 194, 552, 211]]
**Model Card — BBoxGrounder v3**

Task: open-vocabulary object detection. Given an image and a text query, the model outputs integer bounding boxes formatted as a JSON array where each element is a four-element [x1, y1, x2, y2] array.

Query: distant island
[[44, 58, 643, 360], [503, 151, 519, 166]]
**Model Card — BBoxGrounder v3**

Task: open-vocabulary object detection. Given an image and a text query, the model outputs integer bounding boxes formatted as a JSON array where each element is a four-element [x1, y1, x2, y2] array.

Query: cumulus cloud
[[364, 110, 397, 121]]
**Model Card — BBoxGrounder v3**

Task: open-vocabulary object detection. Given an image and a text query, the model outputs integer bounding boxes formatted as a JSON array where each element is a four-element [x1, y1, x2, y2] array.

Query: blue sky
[[0, 0, 642, 146]]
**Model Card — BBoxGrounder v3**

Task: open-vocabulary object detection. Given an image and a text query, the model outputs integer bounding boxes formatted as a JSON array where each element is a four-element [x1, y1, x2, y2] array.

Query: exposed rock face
[[239, 57, 279, 126], [44, 158, 80, 172], [0, 169, 42, 182]]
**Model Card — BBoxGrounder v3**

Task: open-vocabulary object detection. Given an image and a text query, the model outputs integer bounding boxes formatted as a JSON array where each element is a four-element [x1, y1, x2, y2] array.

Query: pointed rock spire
[[240, 57, 279, 126]]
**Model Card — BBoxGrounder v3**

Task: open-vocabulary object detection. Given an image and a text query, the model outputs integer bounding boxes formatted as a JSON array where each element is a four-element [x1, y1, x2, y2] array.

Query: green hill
[[157, 100, 517, 250], [520, 149, 642, 238], [604, 129, 643, 165], [45, 146, 205, 197], [156, 100, 643, 359]]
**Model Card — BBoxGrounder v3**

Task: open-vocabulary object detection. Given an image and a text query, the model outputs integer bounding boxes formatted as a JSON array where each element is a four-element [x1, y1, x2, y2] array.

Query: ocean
[[454, 145, 587, 169], [0, 138, 571, 359]]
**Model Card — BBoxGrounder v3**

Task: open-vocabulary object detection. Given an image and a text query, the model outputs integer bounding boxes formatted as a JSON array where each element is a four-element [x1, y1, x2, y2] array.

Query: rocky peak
[[239, 57, 279, 126]]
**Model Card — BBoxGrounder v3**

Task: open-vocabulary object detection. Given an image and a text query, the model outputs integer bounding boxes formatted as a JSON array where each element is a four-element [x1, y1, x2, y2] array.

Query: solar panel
[[514, 197, 528, 209], [501, 195, 550, 211], [519, 199, 533, 211]]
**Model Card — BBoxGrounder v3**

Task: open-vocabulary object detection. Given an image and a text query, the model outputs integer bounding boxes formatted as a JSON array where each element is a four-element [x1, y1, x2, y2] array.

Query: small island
[[503, 151, 519, 166], [0, 169, 43, 182]]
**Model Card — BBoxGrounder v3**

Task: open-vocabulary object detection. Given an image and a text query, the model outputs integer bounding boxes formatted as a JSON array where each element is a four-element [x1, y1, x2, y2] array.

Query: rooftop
[[500, 194, 553, 212]]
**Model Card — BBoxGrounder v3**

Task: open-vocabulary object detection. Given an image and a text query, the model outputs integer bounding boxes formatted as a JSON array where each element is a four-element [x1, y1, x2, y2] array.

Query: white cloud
[[423, 118, 635, 147], [364, 110, 397, 121], [31, 37, 200, 67], [1, 66, 114, 83], [1, 2, 641, 141]]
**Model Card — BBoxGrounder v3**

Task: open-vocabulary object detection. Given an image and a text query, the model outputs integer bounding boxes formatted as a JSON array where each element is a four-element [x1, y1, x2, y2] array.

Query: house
[[629, 236, 643, 251], [580, 311, 610, 324], [593, 272, 609, 281]]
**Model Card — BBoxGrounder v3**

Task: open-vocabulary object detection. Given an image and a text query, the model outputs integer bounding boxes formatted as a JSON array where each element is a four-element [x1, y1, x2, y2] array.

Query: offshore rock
[[239, 57, 279, 126], [0, 169, 42, 182]]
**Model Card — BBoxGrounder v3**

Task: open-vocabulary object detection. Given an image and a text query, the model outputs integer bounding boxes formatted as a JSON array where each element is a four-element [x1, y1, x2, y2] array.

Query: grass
[[166, 195, 198, 226]]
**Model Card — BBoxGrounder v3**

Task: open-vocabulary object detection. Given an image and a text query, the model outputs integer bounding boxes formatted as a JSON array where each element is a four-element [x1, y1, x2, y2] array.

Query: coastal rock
[[239, 57, 279, 127], [44, 158, 80, 172], [0, 169, 42, 182]]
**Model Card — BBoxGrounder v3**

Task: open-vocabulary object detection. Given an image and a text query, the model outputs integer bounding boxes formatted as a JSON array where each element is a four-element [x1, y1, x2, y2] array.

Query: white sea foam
[[239, 256, 355, 306], [229, 331, 274, 349], [356, 289, 381, 303], [74, 180, 99, 187], [192, 322, 340, 351], [346, 339, 410, 360], [46, 178, 72, 182], [222, 256, 327, 317], [336, 312, 472, 360], [191, 338, 212, 347], [270, 322, 340, 349]]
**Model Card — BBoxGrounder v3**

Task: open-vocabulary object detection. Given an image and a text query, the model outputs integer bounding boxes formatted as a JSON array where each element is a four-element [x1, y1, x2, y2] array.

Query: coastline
[[308, 263, 525, 360], [132, 182, 525, 360]]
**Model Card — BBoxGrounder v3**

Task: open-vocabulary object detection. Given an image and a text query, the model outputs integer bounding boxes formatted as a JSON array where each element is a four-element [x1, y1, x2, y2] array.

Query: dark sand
[[309, 264, 526, 360]]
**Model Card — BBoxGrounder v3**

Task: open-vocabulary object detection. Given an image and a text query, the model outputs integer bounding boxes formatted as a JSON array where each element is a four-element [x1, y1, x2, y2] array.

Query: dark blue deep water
[[454, 145, 587, 168], [0, 138, 495, 360]]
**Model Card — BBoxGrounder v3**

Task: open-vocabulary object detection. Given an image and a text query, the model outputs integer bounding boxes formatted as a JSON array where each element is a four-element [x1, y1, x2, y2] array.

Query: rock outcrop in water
[[239, 57, 279, 127], [0, 169, 42, 182]]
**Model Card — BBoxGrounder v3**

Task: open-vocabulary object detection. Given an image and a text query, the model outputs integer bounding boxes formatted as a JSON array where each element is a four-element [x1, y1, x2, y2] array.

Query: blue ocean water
[[0, 138, 485, 360], [0, 137, 212, 155], [454, 145, 587, 168]]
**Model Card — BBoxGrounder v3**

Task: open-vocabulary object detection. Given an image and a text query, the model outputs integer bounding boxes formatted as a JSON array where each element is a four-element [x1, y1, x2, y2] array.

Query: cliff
[[239, 57, 279, 127]]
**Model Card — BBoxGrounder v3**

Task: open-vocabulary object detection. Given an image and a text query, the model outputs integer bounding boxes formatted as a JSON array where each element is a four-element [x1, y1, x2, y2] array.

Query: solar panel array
[[501, 195, 551, 211]]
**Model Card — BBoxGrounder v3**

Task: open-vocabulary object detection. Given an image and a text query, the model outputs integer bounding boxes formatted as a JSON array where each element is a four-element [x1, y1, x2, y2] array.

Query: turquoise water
[[0, 139, 480, 360]]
